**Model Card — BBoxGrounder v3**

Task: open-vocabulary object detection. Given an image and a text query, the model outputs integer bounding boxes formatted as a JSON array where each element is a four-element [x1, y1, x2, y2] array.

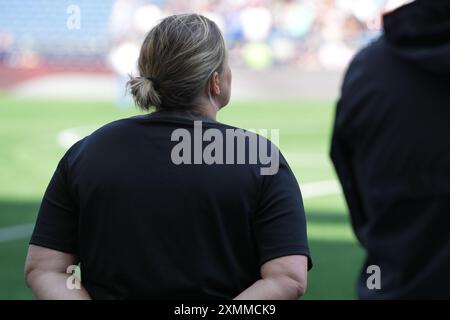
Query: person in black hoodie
[[330, 0, 450, 299]]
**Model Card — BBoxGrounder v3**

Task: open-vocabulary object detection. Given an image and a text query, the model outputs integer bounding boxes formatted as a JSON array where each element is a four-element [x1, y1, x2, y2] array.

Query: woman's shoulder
[[61, 116, 144, 163], [92, 115, 146, 134]]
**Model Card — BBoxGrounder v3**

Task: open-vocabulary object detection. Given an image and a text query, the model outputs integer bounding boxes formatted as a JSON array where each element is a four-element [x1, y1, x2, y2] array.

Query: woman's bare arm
[[24, 244, 91, 300], [234, 255, 308, 300]]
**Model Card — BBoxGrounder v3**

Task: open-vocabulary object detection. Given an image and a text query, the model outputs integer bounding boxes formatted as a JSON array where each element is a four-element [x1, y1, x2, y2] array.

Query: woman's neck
[[153, 104, 218, 121], [193, 103, 219, 121], [153, 96, 219, 121]]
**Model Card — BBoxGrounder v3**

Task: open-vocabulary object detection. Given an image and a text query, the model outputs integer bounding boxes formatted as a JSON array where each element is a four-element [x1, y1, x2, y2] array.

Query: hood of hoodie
[[383, 0, 450, 75]]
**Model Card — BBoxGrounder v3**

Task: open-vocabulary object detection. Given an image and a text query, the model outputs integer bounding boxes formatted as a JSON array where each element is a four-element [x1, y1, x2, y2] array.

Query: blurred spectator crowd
[[0, 0, 392, 72]]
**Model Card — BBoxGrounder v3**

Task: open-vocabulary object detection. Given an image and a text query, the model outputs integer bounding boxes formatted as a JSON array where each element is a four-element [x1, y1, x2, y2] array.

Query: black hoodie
[[331, 0, 450, 299], [384, 0, 450, 74]]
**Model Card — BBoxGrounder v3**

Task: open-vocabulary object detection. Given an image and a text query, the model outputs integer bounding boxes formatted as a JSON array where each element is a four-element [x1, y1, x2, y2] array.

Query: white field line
[[57, 126, 96, 149], [301, 179, 342, 198], [0, 223, 34, 242], [0, 180, 341, 242]]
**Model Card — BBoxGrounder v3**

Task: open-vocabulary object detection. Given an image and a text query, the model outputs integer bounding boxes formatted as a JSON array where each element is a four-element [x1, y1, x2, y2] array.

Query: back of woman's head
[[127, 14, 227, 111]]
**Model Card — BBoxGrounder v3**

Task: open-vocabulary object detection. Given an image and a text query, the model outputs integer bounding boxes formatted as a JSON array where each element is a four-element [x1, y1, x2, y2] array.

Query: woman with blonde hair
[[25, 14, 311, 300]]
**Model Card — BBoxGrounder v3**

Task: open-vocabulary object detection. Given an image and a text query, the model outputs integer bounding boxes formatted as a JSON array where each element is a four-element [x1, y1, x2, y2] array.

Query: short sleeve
[[30, 153, 79, 254], [254, 154, 312, 270]]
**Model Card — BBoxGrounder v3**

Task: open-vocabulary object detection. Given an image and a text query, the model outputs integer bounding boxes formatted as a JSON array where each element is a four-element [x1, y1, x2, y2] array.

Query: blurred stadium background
[[0, 0, 401, 299]]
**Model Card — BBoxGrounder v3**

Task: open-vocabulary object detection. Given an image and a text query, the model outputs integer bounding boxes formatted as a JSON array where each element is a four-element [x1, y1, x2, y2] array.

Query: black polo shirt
[[30, 112, 311, 299]]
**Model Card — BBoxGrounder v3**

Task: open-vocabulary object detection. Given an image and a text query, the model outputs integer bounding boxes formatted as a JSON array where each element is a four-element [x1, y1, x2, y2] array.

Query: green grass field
[[0, 92, 364, 299]]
